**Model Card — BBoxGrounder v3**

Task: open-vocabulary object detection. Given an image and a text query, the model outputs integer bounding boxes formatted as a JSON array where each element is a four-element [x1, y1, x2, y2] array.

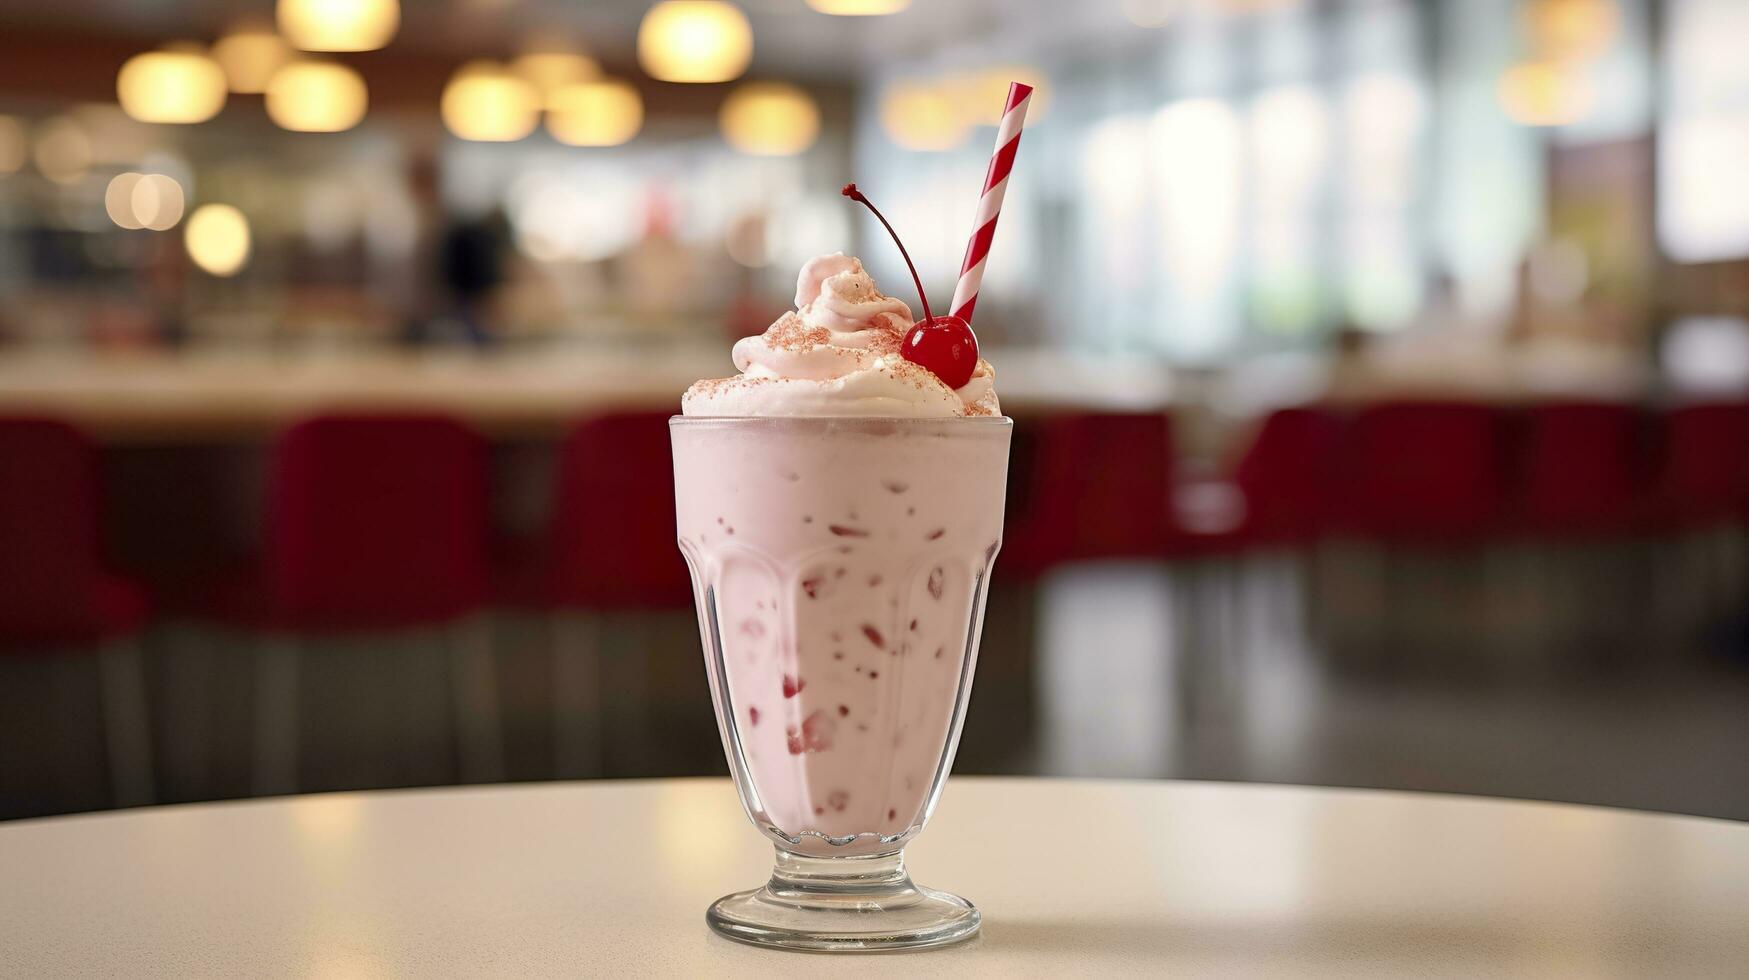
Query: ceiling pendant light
[[638, 1, 753, 84]]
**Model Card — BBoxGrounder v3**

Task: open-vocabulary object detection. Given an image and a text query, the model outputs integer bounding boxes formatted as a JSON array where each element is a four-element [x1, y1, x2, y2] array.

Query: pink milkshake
[[672, 416, 1007, 852], [675, 247, 1008, 950]]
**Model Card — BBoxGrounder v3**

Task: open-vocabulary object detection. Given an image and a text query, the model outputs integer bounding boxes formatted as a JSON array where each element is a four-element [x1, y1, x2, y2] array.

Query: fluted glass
[[671, 416, 1010, 951]]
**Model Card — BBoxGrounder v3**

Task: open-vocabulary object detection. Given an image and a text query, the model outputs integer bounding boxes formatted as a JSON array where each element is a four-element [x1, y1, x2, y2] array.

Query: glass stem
[[768, 847, 913, 897]]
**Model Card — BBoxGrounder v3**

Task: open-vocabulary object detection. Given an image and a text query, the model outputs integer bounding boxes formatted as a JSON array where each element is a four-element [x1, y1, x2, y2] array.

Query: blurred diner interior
[[3, 0, 1749, 824]]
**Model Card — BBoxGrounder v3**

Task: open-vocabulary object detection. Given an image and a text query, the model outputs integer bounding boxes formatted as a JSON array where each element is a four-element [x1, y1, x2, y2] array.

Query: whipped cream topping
[[682, 253, 998, 418]]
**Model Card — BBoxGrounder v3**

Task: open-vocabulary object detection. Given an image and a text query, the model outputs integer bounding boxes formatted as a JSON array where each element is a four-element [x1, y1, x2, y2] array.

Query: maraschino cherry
[[842, 183, 979, 390]]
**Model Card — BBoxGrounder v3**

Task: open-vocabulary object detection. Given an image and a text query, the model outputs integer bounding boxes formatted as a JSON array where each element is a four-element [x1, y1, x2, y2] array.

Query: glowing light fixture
[[185, 203, 251, 276], [32, 116, 92, 185], [513, 50, 600, 108], [637, 1, 752, 84], [265, 59, 368, 132], [546, 78, 644, 147], [880, 82, 966, 151], [720, 81, 820, 156], [212, 26, 294, 94], [1522, 0, 1618, 62], [805, 0, 909, 13], [442, 61, 541, 142], [0, 115, 26, 175], [277, 0, 398, 52], [1498, 60, 1592, 127], [117, 46, 228, 124]]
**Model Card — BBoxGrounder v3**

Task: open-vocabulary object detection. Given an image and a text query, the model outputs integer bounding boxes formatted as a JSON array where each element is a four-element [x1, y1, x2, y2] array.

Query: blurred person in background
[[434, 208, 508, 348]]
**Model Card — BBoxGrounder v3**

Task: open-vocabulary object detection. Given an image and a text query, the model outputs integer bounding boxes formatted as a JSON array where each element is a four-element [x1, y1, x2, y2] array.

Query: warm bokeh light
[[804, 0, 909, 13], [104, 172, 145, 229], [277, 0, 399, 53], [116, 47, 228, 124], [0, 115, 25, 176], [637, 1, 753, 84], [265, 60, 368, 132], [132, 173, 186, 231], [184, 203, 251, 276], [880, 82, 966, 151], [442, 61, 541, 142], [513, 51, 601, 108], [1522, 0, 1619, 62], [720, 82, 820, 156], [1498, 60, 1593, 126], [212, 26, 294, 94], [546, 78, 644, 147], [32, 116, 91, 185], [105, 172, 184, 230], [950, 66, 1050, 126]]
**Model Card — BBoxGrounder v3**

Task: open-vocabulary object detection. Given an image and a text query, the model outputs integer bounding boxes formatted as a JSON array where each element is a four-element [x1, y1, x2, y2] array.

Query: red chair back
[[0, 419, 106, 642], [266, 415, 488, 628], [997, 413, 1174, 574], [546, 412, 691, 609], [1067, 413, 1174, 560], [1233, 406, 1344, 543], [1651, 402, 1749, 527], [1514, 401, 1645, 536], [1331, 401, 1505, 543], [995, 417, 1068, 578]]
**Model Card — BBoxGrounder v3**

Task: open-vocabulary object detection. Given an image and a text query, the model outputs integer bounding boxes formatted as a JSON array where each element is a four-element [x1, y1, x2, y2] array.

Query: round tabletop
[[3, 777, 1746, 977]]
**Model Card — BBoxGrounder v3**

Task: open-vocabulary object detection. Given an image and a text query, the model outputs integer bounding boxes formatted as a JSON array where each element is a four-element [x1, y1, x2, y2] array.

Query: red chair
[[1498, 402, 1653, 657], [495, 411, 692, 777], [1069, 413, 1176, 560], [1001, 413, 1175, 573], [0, 419, 154, 811], [1648, 402, 1749, 529], [1328, 401, 1507, 544], [1231, 406, 1345, 546], [1512, 401, 1646, 538], [499, 412, 691, 612], [1645, 402, 1749, 646], [179, 415, 495, 793], [1158, 407, 1347, 670], [1307, 402, 1509, 666], [992, 416, 1072, 579], [1036, 412, 1254, 725]]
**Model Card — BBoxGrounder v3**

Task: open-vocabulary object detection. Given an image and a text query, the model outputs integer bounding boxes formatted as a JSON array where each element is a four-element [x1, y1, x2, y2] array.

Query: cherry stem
[[841, 183, 934, 324]]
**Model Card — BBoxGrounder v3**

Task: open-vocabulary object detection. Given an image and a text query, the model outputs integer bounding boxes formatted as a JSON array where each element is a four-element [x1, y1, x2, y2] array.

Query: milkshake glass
[[671, 415, 1010, 950]]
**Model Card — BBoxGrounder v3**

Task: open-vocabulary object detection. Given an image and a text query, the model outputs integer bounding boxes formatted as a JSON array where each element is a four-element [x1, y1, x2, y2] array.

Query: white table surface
[[3, 777, 1746, 977]]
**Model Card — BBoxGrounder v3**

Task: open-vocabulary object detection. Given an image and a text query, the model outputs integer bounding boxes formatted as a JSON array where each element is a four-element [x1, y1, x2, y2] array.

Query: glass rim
[[669, 415, 1012, 427]]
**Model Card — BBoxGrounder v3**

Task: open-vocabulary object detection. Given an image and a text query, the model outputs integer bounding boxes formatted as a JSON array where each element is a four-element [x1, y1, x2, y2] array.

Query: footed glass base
[[706, 847, 980, 952]]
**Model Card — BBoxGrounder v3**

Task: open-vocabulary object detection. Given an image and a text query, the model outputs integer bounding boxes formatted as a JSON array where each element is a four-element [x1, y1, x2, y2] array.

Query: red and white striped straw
[[948, 81, 1033, 325]]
